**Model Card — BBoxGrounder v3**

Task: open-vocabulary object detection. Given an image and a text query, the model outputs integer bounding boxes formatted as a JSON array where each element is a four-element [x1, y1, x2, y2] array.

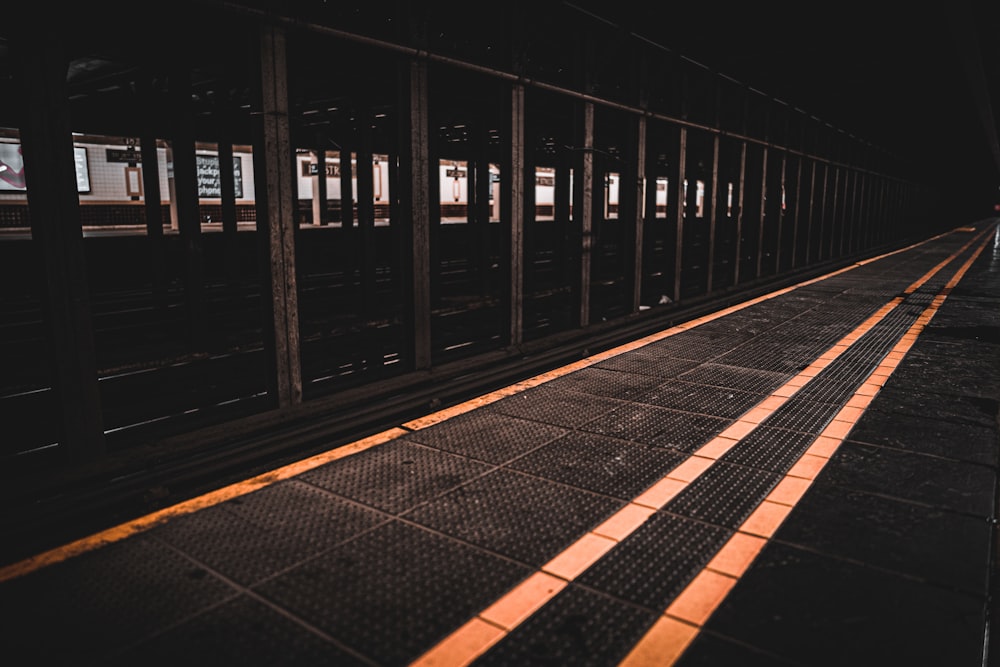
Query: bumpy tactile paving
[[577, 512, 731, 610], [635, 380, 764, 419], [578, 403, 728, 452], [402, 468, 623, 566], [791, 378, 865, 405], [506, 431, 687, 499], [150, 480, 388, 585], [0, 535, 236, 664], [721, 425, 819, 473], [106, 594, 372, 667], [760, 398, 842, 435], [404, 410, 568, 464], [298, 438, 493, 514], [254, 520, 532, 666], [665, 461, 782, 529], [475, 584, 659, 667], [485, 385, 627, 428]]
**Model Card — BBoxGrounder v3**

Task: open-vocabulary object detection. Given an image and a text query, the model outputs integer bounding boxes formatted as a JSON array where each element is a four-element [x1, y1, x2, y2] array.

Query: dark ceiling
[[3, 1, 999, 213], [590, 1, 1000, 212]]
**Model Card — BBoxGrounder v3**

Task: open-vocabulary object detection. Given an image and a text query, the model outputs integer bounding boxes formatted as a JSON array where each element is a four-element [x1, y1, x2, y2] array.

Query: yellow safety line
[[618, 226, 995, 666], [409, 225, 991, 667]]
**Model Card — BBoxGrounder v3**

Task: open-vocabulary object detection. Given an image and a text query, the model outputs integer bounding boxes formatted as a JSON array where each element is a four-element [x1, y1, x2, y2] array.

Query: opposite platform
[[1, 220, 998, 667]]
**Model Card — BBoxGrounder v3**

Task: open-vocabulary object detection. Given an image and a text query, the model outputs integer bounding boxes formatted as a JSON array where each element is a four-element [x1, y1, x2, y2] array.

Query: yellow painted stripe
[[618, 224, 995, 666], [410, 617, 507, 667], [0, 427, 408, 583], [411, 225, 993, 667]]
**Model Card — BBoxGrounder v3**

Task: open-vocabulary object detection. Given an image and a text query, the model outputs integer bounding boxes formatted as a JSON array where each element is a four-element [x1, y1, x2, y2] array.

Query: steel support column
[[256, 24, 302, 406], [218, 114, 240, 282], [13, 28, 106, 462], [577, 101, 595, 327], [507, 84, 526, 345], [733, 141, 747, 287], [169, 63, 205, 346], [631, 114, 647, 312], [138, 75, 167, 306], [311, 145, 329, 227], [406, 60, 432, 369], [755, 146, 768, 278], [789, 156, 803, 269], [673, 127, 687, 303], [706, 133, 720, 293]]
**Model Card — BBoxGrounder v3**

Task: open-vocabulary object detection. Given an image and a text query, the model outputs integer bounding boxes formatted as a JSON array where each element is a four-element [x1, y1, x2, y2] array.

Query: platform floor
[[2, 220, 998, 667]]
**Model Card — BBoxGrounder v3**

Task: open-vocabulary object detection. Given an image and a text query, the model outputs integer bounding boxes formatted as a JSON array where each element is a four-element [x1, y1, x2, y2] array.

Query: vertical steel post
[[578, 101, 594, 326], [13, 27, 106, 462], [408, 60, 432, 369], [218, 113, 240, 282], [673, 127, 687, 303], [257, 24, 302, 406], [631, 114, 647, 313], [138, 75, 167, 306], [775, 153, 786, 273], [789, 156, 803, 269], [169, 63, 205, 347], [755, 146, 768, 278], [706, 133, 720, 293], [311, 145, 328, 227], [507, 83, 525, 345], [804, 161, 816, 264], [357, 107, 377, 316], [339, 137, 354, 228], [733, 141, 747, 286]]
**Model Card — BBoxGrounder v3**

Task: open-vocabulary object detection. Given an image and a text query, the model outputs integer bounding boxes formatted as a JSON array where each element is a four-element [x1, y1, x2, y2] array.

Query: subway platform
[[1, 220, 998, 667]]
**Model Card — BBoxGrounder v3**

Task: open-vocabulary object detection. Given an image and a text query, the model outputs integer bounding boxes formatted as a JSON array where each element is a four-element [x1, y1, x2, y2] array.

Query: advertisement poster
[[0, 143, 90, 193]]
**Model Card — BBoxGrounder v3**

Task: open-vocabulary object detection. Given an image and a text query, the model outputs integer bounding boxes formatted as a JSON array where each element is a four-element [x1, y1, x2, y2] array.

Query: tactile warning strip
[[665, 462, 783, 529], [576, 513, 732, 611], [720, 426, 820, 473], [475, 585, 659, 667]]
